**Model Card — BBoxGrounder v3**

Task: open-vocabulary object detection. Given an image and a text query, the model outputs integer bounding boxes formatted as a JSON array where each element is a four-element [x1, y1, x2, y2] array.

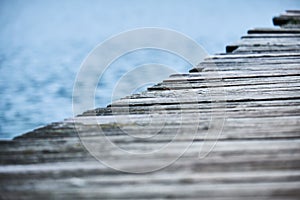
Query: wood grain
[[1, 10, 300, 199]]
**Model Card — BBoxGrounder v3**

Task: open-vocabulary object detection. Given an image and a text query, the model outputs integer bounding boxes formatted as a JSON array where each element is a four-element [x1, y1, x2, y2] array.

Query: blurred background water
[[0, 0, 299, 139]]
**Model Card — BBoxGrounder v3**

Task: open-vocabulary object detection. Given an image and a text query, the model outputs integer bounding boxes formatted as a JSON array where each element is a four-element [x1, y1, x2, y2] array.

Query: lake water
[[0, 0, 299, 139]]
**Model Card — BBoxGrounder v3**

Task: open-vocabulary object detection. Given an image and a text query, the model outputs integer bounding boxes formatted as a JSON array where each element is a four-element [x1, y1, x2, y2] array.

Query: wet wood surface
[[1, 11, 300, 199]]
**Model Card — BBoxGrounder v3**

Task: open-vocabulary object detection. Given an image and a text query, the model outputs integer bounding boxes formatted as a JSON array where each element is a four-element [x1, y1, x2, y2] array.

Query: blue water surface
[[0, 0, 299, 139]]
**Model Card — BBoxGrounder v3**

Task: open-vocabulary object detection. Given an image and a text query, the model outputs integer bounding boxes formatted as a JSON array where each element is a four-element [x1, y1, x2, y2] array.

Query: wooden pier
[[1, 11, 300, 199]]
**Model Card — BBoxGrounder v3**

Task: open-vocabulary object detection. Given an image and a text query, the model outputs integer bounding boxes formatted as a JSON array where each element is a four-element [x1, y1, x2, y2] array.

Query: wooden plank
[[191, 63, 300, 72], [241, 33, 300, 38], [1, 11, 300, 199], [164, 70, 300, 80], [248, 28, 300, 34], [227, 47, 300, 54], [209, 52, 300, 60]]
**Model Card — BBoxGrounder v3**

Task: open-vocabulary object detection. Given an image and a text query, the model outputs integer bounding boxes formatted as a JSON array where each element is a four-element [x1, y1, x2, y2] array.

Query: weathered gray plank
[[248, 28, 300, 34], [1, 10, 300, 200]]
